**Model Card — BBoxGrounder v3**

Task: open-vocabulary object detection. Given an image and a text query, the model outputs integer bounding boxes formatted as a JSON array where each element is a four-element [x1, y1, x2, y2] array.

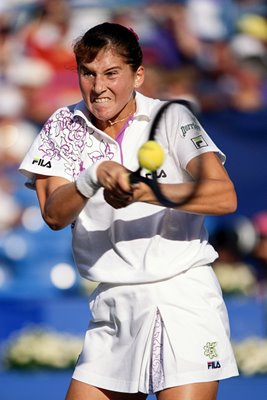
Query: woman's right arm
[[35, 160, 132, 230], [35, 175, 88, 230]]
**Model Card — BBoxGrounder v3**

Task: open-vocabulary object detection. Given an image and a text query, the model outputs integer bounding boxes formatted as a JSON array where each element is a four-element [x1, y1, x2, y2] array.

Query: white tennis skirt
[[72, 265, 239, 394]]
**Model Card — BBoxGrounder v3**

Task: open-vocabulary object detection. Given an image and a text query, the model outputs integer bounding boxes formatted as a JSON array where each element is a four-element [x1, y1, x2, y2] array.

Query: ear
[[134, 66, 145, 88]]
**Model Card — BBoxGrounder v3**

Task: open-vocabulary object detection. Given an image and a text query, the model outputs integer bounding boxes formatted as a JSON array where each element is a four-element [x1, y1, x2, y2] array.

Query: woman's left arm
[[129, 152, 237, 215]]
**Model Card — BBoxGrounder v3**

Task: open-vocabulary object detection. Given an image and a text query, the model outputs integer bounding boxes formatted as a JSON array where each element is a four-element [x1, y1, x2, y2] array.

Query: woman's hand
[[98, 161, 157, 208], [97, 161, 134, 208]]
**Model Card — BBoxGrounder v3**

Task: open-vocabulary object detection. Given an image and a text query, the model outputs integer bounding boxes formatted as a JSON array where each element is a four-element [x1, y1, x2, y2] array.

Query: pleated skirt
[[72, 265, 239, 394]]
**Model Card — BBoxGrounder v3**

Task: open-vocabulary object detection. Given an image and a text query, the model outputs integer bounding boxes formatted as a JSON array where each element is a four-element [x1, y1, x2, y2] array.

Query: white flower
[[3, 327, 83, 370], [233, 337, 267, 375], [213, 262, 256, 295]]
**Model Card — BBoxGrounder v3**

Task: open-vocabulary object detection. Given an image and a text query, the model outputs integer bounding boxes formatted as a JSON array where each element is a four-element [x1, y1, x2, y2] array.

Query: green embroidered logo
[[204, 342, 218, 359], [191, 135, 208, 149]]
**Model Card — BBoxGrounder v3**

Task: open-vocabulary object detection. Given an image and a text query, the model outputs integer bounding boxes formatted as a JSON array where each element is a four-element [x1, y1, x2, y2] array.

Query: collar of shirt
[[72, 91, 159, 127]]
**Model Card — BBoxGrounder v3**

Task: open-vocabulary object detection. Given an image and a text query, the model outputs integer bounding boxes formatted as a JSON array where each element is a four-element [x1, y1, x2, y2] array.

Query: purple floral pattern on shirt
[[38, 108, 115, 179], [89, 140, 114, 164]]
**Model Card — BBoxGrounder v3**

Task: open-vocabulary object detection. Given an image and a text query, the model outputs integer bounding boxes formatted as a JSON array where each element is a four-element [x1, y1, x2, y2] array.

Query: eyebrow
[[105, 66, 122, 72], [80, 64, 122, 73]]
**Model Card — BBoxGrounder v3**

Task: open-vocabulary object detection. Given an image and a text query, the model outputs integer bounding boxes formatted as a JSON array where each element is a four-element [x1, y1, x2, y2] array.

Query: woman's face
[[78, 48, 144, 123]]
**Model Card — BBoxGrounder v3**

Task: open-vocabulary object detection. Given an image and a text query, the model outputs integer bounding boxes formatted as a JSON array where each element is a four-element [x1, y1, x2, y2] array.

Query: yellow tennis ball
[[138, 140, 165, 171]]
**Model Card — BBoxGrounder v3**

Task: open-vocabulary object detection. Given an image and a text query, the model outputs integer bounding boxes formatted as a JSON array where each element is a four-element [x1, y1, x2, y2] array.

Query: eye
[[106, 70, 119, 78], [80, 67, 94, 78]]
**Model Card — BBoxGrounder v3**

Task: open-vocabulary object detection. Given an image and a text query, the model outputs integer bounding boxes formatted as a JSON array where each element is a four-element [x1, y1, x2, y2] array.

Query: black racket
[[129, 99, 202, 208]]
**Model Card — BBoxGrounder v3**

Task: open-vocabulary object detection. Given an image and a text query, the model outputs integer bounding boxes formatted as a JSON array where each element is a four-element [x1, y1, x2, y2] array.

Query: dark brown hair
[[73, 22, 143, 72]]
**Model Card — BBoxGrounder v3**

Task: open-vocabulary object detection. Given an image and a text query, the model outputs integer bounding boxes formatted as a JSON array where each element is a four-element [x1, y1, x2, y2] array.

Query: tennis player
[[19, 22, 239, 400]]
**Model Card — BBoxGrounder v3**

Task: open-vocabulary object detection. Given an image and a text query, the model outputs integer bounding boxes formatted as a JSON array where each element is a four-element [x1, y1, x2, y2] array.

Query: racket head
[[130, 99, 202, 208]]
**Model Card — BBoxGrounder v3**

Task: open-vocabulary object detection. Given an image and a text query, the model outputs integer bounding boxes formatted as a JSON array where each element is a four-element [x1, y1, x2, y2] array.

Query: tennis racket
[[129, 99, 202, 207]]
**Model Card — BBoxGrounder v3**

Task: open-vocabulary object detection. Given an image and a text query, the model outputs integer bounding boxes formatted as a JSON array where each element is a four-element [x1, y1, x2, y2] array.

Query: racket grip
[[129, 170, 177, 208], [129, 171, 139, 184], [129, 169, 148, 184]]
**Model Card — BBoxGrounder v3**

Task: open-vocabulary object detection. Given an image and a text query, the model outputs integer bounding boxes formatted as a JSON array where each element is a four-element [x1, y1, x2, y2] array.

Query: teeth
[[94, 98, 109, 103]]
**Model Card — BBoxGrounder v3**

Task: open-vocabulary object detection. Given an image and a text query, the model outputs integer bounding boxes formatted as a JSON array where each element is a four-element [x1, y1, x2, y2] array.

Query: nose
[[93, 74, 106, 94]]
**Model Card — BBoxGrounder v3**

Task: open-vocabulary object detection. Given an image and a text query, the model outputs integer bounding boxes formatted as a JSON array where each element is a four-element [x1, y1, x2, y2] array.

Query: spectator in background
[[18, 0, 75, 71], [0, 9, 12, 78], [210, 218, 258, 296], [14, 0, 81, 124], [6, 57, 54, 128], [160, 66, 201, 112], [0, 182, 22, 232], [0, 84, 37, 232], [146, 0, 267, 112], [0, 85, 31, 232], [251, 211, 267, 293], [0, 85, 37, 168], [111, 7, 182, 68], [137, 64, 164, 99]]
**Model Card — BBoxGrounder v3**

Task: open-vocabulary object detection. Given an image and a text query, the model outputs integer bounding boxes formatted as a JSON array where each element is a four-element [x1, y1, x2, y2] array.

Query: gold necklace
[[107, 103, 136, 126]]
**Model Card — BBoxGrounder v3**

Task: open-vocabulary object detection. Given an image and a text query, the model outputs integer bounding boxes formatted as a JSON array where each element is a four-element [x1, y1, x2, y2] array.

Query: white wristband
[[75, 160, 104, 198]]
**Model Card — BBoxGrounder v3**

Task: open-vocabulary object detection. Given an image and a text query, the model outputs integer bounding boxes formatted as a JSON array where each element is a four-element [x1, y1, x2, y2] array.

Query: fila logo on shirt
[[32, 157, 52, 168], [207, 361, 221, 369], [145, 169, 167, 179]]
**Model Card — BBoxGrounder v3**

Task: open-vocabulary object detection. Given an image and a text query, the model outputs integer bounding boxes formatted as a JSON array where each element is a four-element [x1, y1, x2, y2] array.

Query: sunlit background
[[1, 1, 267, 399]]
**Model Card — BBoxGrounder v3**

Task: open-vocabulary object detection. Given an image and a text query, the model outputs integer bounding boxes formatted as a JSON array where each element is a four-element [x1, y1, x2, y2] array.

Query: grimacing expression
[[78, 48, 144, 122]]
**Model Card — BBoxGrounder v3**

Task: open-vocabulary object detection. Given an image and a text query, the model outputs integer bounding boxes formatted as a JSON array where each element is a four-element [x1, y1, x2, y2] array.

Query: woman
[[19, 22, 239, 400]]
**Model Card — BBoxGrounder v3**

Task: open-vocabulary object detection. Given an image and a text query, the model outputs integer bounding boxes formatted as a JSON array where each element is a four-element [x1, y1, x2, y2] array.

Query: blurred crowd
[[0, 0, 267, 297]]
